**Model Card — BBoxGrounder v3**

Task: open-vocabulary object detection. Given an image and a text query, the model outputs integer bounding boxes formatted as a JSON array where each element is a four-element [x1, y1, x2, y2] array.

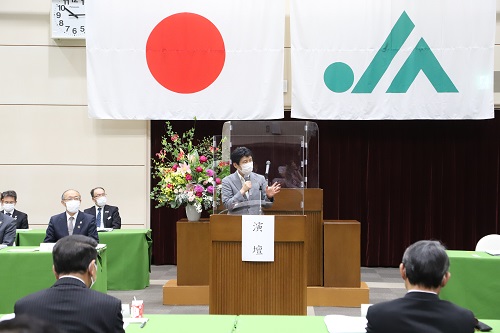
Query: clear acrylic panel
[[212, 138, 304, 216]]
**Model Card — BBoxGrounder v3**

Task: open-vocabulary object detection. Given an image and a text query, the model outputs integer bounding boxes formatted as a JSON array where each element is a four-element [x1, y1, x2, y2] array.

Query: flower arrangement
[[151, 121, 230, 213]]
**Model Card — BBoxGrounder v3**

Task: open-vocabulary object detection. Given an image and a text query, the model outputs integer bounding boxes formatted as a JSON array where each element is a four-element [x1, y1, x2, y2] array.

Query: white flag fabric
[[291, 0, 495, 120], [87, 0, 284, 120]]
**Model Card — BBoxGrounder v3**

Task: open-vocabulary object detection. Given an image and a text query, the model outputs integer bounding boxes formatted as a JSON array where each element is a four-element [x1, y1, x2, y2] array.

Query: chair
[[475, 234, 500, 251]]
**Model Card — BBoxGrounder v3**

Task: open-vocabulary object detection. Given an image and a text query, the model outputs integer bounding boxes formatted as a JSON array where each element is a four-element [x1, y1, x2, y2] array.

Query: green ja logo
[[324, 11, 458, 93]]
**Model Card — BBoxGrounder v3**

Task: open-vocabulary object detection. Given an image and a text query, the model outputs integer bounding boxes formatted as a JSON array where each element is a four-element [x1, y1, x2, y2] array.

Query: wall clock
[[51, 0, 86, 39]]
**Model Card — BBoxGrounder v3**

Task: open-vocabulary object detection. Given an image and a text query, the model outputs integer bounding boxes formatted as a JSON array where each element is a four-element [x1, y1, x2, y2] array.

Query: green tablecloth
[[236, 315, 328, 333], [124, 314, 237, 333], [17, 229, 152, 290], [440, 250, 500, 319], [123, 315, 500, 333], [0, 246, 107, 314]]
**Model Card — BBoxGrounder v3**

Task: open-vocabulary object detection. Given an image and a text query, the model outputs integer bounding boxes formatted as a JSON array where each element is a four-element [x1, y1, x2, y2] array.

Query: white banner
[[242, 215, 274, 262], [86, 0, 284, 120], [291, 0, 495, 120]]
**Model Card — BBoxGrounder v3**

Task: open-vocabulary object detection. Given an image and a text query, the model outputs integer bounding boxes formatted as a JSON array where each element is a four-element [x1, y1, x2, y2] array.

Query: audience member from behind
[[1, 190, 29, 229], [84, 187, 121, 229], [44, 189, 99, 243], [365, 240, 476, 333], [0, 314, 62, 333], [14, 235, 124, 333]]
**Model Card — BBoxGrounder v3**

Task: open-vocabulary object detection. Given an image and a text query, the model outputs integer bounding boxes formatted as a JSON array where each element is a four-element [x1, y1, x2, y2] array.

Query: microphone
[[265, 160, 271, 180]]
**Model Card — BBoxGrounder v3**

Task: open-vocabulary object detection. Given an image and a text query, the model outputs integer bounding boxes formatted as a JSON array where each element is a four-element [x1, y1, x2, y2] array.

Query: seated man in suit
[[1, 190, 29, 229], [222, 146, 281, 214], [15, 235, 124, 333], [0, 211, 16, 246], [84, 187, 121, 229], [44, 189, 99, 243], [366, 240, 476, 333]]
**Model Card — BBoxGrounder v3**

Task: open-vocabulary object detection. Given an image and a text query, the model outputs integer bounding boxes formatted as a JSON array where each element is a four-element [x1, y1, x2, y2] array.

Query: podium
[[209, 214, 307, 315]]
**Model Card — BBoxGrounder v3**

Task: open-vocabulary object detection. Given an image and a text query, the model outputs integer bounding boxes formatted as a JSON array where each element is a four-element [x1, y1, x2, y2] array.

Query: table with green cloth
[[440, 250, 500, 319], [124, 315, 500, 333], [16, 229, 152, 290], [0, 246, 107, 314]]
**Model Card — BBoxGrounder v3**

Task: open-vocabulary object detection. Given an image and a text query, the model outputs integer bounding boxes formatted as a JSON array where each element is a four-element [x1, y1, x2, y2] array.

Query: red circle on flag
[[146, 13, 226, 94]]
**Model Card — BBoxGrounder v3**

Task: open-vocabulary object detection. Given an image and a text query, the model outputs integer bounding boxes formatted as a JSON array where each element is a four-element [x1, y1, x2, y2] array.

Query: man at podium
[[221, 146, 281, 215]]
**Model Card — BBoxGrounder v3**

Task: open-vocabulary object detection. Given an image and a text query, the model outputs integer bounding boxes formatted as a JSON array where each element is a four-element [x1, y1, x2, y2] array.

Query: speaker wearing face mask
[[1, 190, 29, 229], [44, 189, 99, 243], [14, 235, 125, 333], [221, 146, 281, 215], [83, 187, 122, 229]]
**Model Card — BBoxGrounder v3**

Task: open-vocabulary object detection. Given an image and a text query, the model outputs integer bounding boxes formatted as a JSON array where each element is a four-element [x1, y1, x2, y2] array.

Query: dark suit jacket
[[8, 209, 29, 229], [15, 277, 124, 333], [84, 205, 121, 229], [0, 212, 16, 246], [366, 291, 476, 333], [44, 211, 99, 243], [221, 171, 273, 214]]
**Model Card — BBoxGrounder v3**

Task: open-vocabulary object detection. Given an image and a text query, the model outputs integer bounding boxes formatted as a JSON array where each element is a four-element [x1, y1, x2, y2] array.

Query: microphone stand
[[259, 184, 263, 215]]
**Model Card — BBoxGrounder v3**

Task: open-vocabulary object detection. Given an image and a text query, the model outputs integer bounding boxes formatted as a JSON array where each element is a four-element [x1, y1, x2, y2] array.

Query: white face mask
[[3, 203, 15, 213], [240, 161, 253, 176], [65, 200, 80, 214], [96, 196, 107, 207]]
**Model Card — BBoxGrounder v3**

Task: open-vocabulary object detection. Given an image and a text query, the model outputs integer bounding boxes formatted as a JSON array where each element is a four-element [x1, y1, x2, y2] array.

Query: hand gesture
[[266, 182, 281, 198]]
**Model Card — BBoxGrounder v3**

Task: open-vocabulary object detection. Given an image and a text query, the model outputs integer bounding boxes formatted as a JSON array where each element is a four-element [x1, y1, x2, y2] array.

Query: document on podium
[[241, 215, 275, 262]]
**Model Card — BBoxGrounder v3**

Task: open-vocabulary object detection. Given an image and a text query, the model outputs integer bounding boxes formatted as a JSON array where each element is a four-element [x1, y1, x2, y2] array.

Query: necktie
[[241, 177, 249, 199], [6, 212, 11, 216], [68, 217, 74, 235], [97, 208, 102, 228]]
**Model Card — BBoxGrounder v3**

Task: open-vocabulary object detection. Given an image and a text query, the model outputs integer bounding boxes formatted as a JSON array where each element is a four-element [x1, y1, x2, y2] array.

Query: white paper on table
[[7, 248, 39, 253], [324, 315, 367, 333], [97, 227, 114, 232], [0, 313, 15, 322], [485, 249, 500, 256]]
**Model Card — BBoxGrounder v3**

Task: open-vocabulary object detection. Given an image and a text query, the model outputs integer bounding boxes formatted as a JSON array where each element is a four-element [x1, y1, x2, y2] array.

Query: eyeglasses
[[63, 197, 81, 202]]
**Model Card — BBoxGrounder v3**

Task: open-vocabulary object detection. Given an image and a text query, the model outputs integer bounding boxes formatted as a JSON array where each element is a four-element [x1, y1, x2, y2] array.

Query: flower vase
[[185, 204, 201, 222]]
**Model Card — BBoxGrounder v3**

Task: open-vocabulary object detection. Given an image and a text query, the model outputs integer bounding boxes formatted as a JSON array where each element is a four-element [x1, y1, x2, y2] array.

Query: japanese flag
[[86, 0, 285, 120]]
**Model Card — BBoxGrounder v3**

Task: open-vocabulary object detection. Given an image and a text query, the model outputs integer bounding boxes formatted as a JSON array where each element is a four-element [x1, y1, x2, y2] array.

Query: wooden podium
[[264, 189, 323, 286], [209, 214, 307, 315]]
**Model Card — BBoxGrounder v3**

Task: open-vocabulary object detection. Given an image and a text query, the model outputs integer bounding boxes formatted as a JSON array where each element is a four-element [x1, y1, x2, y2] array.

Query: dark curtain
[[151, 112, 500, 267]]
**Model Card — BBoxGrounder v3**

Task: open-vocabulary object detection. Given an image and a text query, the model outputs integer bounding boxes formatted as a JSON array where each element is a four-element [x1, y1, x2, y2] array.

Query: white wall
[[0, 0, 150, 228], [1, 0, 499, 229]]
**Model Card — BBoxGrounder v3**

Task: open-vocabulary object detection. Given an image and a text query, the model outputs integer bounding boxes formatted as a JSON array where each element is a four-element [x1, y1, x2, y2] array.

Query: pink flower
[[177, 149, 185, 161], [195, 166, 203, 172], [207, 186, 214, 194], [185, 174, 192, 181], [194, 185, 204, 197], [215, 178, 221, 184], [206, 169, 215, 177], [172, 164, 178, 171], [166, 183, 173, 189], [171, 134, 179, 142], [199, 155, 208, 163]]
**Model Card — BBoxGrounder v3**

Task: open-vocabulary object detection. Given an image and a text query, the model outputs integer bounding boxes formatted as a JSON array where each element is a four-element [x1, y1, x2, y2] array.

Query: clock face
[[51, 0, 86, 39]]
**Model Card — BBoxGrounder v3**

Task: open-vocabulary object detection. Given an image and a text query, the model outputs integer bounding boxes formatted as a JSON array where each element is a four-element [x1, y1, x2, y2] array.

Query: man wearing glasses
[[44, 189, 99, 243], [84, 187, 121, 229]]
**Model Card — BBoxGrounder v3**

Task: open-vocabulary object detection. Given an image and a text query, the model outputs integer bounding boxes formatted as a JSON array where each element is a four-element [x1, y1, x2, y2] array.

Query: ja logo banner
[[324, 11, 458, 94]]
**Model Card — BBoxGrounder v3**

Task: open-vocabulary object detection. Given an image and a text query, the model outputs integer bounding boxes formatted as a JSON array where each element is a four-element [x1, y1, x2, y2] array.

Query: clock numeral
[[65, 26, 70, 32], [56, 12, 61, 18], [63, 0, 69, 5], [58, 20, 64, 26], [80, 26, 85, 33], [57, 5, 65, 11], [81, 0, 85, 5], [72, 27, 77, 34]]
